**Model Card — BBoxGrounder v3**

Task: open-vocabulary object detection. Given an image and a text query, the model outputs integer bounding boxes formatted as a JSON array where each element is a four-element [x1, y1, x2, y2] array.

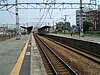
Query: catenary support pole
[[79, 0, 84, 37], [15, 0, 20, 40]]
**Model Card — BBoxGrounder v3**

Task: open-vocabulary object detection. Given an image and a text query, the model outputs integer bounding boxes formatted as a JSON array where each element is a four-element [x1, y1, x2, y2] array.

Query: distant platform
[[48, 33, 100, 44]]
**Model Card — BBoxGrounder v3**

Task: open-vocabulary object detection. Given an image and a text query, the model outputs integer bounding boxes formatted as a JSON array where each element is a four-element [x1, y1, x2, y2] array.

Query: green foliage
[[6, 29, 16, 33], [83, 20, 93, 32], [61, 23, 66, 30], [58, 28, 62, 32], [56, 21, 71, 33]]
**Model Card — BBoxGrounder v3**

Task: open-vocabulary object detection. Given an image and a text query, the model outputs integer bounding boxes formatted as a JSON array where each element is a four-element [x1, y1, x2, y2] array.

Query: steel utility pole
[[64, 15, 67, 22], [80, 0, 84, 37], [64, 15, 67, 34], [16, 0, 20, 40]]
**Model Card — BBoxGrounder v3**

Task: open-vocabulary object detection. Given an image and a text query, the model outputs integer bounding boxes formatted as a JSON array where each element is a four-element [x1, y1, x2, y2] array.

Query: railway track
[[34, 34, 78, 75], [42, 35, 100, 64], [34, 33, 100, 74]]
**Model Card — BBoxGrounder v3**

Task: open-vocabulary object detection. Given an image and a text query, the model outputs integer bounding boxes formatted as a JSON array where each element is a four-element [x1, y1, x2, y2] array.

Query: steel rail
[[34, 35, 58, 75], [43, 36, 100, 64], [34, 34, 78, 75]]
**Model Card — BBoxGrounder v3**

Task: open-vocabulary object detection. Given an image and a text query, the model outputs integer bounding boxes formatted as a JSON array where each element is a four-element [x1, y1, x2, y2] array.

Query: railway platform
[[31, 34, 47, 75], [0, 35, 28, 75], [0, 34, 47, 75], [49, 33, 100, 44]]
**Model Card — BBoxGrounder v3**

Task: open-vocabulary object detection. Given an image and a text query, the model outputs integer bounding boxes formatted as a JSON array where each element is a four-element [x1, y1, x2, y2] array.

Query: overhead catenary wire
[[8, 10, 15, 23], [39, 0, 52, 21], [38, 0, 50, 26], [0, 0, 97, 28], [40, 0, 62, 24], [40, 3, 53, 25], [39, 0, 57, 26], [38, 3, 48, 26], [48, 6, 54, 19]]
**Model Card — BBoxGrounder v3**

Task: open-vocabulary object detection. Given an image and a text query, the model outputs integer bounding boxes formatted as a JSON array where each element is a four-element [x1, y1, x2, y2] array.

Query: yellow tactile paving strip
[[10, 34, 31, 75]]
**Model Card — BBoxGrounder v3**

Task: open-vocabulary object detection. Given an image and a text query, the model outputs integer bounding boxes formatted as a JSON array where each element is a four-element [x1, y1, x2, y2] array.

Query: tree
[[6, 29, 16, 33], [56, 22, 64, 32], [56, 21, 71, 33], [83, 20, 93, 33]]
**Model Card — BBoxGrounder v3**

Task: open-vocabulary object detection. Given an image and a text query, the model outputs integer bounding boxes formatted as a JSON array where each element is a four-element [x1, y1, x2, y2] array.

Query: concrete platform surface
[[50, 33, 100, 44], [0, 35, 28, 75], [31, 35, 47, 75]]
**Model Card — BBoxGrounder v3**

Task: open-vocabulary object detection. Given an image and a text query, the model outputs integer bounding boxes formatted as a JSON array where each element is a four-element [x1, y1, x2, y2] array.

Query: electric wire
[[40, 0, 57, 26], [8, 10, 15, 22]]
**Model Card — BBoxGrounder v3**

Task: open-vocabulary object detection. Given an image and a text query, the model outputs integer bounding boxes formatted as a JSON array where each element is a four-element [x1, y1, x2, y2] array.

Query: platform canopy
[[20, 26, 33, 34], [38, 26, 51, 33]]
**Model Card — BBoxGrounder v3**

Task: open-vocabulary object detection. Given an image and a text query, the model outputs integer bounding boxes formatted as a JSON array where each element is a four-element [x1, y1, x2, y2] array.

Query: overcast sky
[[0, 0, 100, 27]]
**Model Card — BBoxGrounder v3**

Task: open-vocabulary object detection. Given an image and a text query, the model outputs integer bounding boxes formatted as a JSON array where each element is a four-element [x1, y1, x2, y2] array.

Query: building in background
[[76, 7, 100, 31], [0, 27, 7, 32], [98, 4, 100, 10], [96, 10, 100, 31], [76, 10, 87, 27], [86, 10, 97, 30], [0, 24, 8, 34], [56, 21, 71, 33], [86, 10, 100, 31]]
